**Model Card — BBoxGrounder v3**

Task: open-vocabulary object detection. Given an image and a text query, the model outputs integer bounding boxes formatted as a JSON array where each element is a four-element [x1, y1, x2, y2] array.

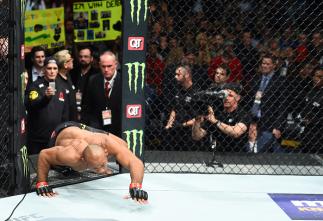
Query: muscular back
[[55, 126, 128, 157]]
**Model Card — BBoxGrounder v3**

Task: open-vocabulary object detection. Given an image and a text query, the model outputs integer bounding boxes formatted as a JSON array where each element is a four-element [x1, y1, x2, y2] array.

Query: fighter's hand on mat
[[96, 167, 113, 176], [125, 183, 148, 204], [36, 181, 57, 197]]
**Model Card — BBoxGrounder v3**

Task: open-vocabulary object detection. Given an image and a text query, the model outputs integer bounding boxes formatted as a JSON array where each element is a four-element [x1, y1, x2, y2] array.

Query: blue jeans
[[256, 130, 282, 153]]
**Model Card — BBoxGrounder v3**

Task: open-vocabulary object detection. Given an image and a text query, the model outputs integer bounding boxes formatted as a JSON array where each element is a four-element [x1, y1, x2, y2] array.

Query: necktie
[[259, 76, 269, 92], [105, 81, 111, 97], [251, 76, 270, 118]]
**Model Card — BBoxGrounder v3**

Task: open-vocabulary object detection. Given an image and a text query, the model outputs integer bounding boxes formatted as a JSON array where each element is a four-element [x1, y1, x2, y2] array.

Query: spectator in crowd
[[25, 57, 68, 154], [161, 35, 185, 111], [53, 49, 78, 121], [182, 47, 212, 91], [64, 18, 75, 52], [279, 27, 297, 49], [165, 15, 175, 34], [234, 31, 259, 85], [164, 64, 201, 150], [192, 83, 250, 152], [208, 46, 243, 83], [267, 38, 281, 58], [70, 46, 99, 121], [165, 34, 184, 66], [195, 32, 211, 66], [294, 33, 309, 65], [209, 33, 225, 58], [308, 32, 322, 65], [209, 64, 231, 90], [82, 51, 122, 137], [146, 41, 165, 96], [26, 46, 46, 90], [158, 33, 170, 61], [278, 46, 297, 77], [300, 67, 323, 153], [150, 21, 163, 44], [146, 41, 166, 120], [181, 31, 196, 53], [245, 53, 290, 153]]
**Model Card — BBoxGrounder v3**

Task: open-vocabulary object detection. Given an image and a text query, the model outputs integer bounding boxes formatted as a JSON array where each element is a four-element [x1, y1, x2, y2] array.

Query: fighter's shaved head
[[83, 144, 105, 162]]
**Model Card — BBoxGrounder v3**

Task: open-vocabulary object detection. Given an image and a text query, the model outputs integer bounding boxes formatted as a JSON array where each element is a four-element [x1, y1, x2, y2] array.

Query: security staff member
[[25, 57, 69, 154], [82, 51, 122, 137]]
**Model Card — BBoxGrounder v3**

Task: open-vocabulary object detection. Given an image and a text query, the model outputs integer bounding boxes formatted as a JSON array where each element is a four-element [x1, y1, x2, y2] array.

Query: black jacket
[[24, 77, 69, 143], [56, 74, 78, 121], [243, 72, 291, 131], [82, 72, 122, 137]]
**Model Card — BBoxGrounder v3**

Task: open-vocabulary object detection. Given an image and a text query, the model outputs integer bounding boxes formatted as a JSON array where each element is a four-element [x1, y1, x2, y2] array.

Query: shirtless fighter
[[36, 121, 148, 203]]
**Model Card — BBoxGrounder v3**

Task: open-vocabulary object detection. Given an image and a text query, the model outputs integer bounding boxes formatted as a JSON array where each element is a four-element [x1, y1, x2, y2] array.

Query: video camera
[[190, 88, 228, 116]]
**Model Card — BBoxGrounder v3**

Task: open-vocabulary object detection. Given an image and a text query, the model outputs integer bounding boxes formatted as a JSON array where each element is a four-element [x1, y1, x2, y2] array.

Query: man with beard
[[70, 46, 99, 121]]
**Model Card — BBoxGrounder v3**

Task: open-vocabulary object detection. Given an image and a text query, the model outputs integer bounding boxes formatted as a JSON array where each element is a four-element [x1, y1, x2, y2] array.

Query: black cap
[[222, 83, 242, 95], [44, 57, 58, 66]]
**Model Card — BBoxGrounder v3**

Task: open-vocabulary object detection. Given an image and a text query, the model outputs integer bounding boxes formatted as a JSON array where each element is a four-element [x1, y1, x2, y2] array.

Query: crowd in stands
[[145, 0, 322, 153], [23, 0, 322, 154]]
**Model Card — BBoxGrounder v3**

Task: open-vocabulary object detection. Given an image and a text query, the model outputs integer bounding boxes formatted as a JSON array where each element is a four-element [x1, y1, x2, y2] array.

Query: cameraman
[[192, 83, 250, 152]]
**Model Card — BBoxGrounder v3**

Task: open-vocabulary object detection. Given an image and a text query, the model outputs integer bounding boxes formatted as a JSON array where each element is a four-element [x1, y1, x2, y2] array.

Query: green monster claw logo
[[130, 0, 148, 25], [125, 62, 145, 94], [20, 145, 29, 177], [124, 129, 144, 156]]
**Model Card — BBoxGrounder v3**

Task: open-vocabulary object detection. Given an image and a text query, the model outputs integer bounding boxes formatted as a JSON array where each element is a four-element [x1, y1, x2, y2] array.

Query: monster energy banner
[[121, 0, 147, 161]]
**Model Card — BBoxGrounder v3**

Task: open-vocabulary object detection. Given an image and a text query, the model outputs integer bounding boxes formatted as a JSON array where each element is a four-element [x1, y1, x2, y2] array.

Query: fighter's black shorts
[[48, 121, 108, 148]]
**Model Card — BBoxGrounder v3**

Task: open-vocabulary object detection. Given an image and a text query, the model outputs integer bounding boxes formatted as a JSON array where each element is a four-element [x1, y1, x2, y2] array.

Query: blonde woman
[[53, 49, 78, 121]]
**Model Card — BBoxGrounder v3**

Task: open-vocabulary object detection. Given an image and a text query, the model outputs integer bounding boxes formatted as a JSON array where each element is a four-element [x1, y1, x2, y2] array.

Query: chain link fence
[[1, 0, 322, 197], [0, 0, 12, 196], [144, 0, 323, 175]]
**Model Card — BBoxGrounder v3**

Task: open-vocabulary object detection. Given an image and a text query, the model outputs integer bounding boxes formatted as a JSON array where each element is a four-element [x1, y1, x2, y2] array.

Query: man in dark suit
[[82, 51, 122, 137], [244, 53, 290, 153], [70, 46, 99, 120]]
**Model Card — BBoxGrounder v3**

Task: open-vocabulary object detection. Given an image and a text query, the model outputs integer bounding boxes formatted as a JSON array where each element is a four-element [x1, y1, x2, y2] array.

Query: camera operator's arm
[[192, 116, 207, 140], [182, 118, 195, 127], [165, 110, 176, 129], [215, 121, 247, 138], [205, 106, 247, 138]]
